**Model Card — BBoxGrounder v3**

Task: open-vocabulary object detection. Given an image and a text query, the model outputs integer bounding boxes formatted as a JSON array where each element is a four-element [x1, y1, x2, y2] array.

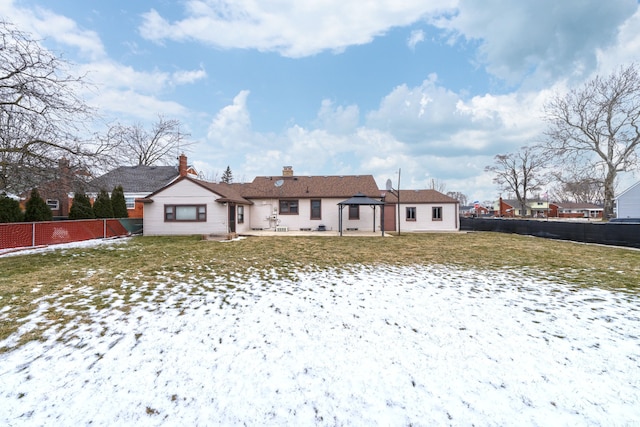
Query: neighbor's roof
[[383, 189, 458, 204], [241, 175, 381, 199], [87, 165, 178, 193]]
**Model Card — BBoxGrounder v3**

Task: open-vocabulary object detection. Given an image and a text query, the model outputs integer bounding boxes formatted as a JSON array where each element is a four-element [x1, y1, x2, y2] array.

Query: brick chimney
[[178, 154, 188, 177], [282, 166, 293, 177]]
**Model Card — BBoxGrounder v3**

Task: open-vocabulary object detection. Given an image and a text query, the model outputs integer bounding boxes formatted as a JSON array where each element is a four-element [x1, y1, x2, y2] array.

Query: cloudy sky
[[2, 0, 640, 202]]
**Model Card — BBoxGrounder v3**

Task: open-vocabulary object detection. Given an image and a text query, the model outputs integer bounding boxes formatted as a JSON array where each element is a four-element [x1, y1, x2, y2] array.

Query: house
[[615, 181, 640, 219], [381, 190, 459, 232], [86, 155, 197, 218], [140, 176, 252, 236], [497, 198, 549, 217], [460, 203, 491, 217], [19, 158, 90, 218], [549, 202, 603, 219], [238, 167, 382, 232], [141, 165, 460, 235]]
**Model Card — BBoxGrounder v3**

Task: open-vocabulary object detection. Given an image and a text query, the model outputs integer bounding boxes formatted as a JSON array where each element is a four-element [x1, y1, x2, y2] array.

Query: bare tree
[[428, 178, 447, 193], [446, 191, 468, 206], [542, 63, 640, 218], [102, 115, 192, 166], [485, 146, 547, 216], [0, 21, 98, 194], [549, 171, 604, 204]]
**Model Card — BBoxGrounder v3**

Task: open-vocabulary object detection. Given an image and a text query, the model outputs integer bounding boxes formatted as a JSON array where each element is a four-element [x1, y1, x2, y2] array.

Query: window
[[164, 205, 206, 222], [432, 206, 442, 221], [237, 206, 244, 224], [310, 199, 321, 220], [125, 197, 135, 209], [349, 204, 359, 220], [46, 199, 59, 210], [279, 200, 299, 215], [406, 207, 416, 221]]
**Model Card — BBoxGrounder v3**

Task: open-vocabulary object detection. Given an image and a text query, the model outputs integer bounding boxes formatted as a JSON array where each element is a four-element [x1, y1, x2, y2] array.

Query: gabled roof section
[[87, 165, 178, 193], [383, 189, 458, 204], [241, 175, 381, 199], [141, 176, 252, 205], [616, 180, 640, 199]]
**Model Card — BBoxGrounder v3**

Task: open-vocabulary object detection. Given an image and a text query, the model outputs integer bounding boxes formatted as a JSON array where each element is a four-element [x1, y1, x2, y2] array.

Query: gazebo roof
[[338, 192, 384, 206]]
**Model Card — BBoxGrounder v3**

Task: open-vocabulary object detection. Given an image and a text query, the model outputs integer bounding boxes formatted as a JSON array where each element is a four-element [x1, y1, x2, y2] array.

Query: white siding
[[248, 198, 381, 231], [398, 203, 459, 232], [143, 180, 228, 236], [616, 182, 640, 218]]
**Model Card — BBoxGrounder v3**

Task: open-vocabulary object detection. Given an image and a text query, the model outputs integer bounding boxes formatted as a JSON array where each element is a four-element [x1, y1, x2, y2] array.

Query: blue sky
[[2, 0, 640, 202]]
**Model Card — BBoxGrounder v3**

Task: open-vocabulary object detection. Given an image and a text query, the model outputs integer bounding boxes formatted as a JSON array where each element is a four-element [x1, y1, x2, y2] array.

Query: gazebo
[[337, 193, 385, 236]]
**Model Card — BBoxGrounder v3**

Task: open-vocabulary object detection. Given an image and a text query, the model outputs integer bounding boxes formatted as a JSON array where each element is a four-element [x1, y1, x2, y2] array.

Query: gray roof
[[338, 192, 384, 206], [87, 165, 178, 193]]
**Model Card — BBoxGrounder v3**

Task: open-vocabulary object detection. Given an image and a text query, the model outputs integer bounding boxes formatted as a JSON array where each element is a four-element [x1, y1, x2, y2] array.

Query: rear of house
[[383, 190, 459, 232], [141, 177, 252, 236]]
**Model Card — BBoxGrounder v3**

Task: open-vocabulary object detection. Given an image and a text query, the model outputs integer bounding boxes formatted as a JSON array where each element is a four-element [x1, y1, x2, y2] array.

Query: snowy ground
[[1, 240, 639, 426]]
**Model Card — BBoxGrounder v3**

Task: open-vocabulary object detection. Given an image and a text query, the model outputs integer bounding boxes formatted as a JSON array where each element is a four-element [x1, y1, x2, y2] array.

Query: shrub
[[111, 185, 128, 218], [93, 189, 114, 218], [69, 192, 95, 220], [0, 193, 23, 223], [24, 189, 52, 222]]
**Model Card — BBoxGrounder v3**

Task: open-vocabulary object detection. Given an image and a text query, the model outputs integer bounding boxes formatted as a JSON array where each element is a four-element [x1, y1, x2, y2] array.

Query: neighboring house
[[615, 181, 640, 219], [86, 155, 196, 218], [460, 204, 490, 217], [19, 158, 89, 218], [141, 166, 460, 235], [382, 190, 459, 232], [549, 202, 603, 219], [497, 198, 549, 217]]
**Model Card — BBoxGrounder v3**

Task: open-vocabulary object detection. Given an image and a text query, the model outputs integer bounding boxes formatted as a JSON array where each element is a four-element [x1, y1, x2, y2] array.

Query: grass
[[1, 232, 638, 352]]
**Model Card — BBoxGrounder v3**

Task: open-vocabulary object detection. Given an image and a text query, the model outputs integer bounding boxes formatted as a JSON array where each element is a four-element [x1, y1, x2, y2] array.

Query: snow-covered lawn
[[1, 241, 639, 425]]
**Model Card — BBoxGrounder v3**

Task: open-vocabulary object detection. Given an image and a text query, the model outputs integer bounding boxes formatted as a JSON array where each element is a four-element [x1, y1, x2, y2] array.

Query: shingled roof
[[240, 175, 381, 199], [141, 176, 252, 205], [87, 165, 178, 193], [383, 189, 458, 204]]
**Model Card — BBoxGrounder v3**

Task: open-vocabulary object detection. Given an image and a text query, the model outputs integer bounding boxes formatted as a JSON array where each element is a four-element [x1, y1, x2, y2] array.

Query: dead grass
[[0, 232, 638, 351]]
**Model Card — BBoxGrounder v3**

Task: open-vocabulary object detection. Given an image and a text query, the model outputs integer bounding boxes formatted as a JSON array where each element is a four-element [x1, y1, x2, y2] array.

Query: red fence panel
[[0, 223, 34, 249], [0, 219, 135, 251]]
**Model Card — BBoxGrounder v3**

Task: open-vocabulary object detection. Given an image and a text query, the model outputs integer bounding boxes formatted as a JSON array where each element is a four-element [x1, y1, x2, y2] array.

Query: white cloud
[[139, 0, 457, 58], [432, 0, 638, 86], [171, 68, 208, 85], [407, 29, 425, 50], [0, 0, 106, 60], [207, 90, 254, 148], [314, 100, 360, 134]]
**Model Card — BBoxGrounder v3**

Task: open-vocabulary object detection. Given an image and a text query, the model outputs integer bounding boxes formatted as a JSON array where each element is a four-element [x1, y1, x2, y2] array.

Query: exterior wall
[[143, 180, 228, 236], [398, 203, 459, 231], [248, 197, 379, 231], [617, 182, 640, 218]]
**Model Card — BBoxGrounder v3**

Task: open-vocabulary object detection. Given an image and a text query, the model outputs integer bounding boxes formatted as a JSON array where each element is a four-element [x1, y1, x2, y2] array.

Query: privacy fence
[[0, 218, 143, 251], [460, 218, 640, 249]]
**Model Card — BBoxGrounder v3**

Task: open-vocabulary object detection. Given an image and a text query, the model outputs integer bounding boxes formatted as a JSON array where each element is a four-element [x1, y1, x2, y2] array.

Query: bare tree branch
[[100, 115, 193, 166], [485, 146, 548, 216], [541, 63, 640, 218], [0, 21, 98, 194]]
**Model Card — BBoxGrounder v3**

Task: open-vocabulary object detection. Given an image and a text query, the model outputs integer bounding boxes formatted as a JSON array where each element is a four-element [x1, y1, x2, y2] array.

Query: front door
[[228, 203, 236, 233], [383, 204, 396, 231]]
